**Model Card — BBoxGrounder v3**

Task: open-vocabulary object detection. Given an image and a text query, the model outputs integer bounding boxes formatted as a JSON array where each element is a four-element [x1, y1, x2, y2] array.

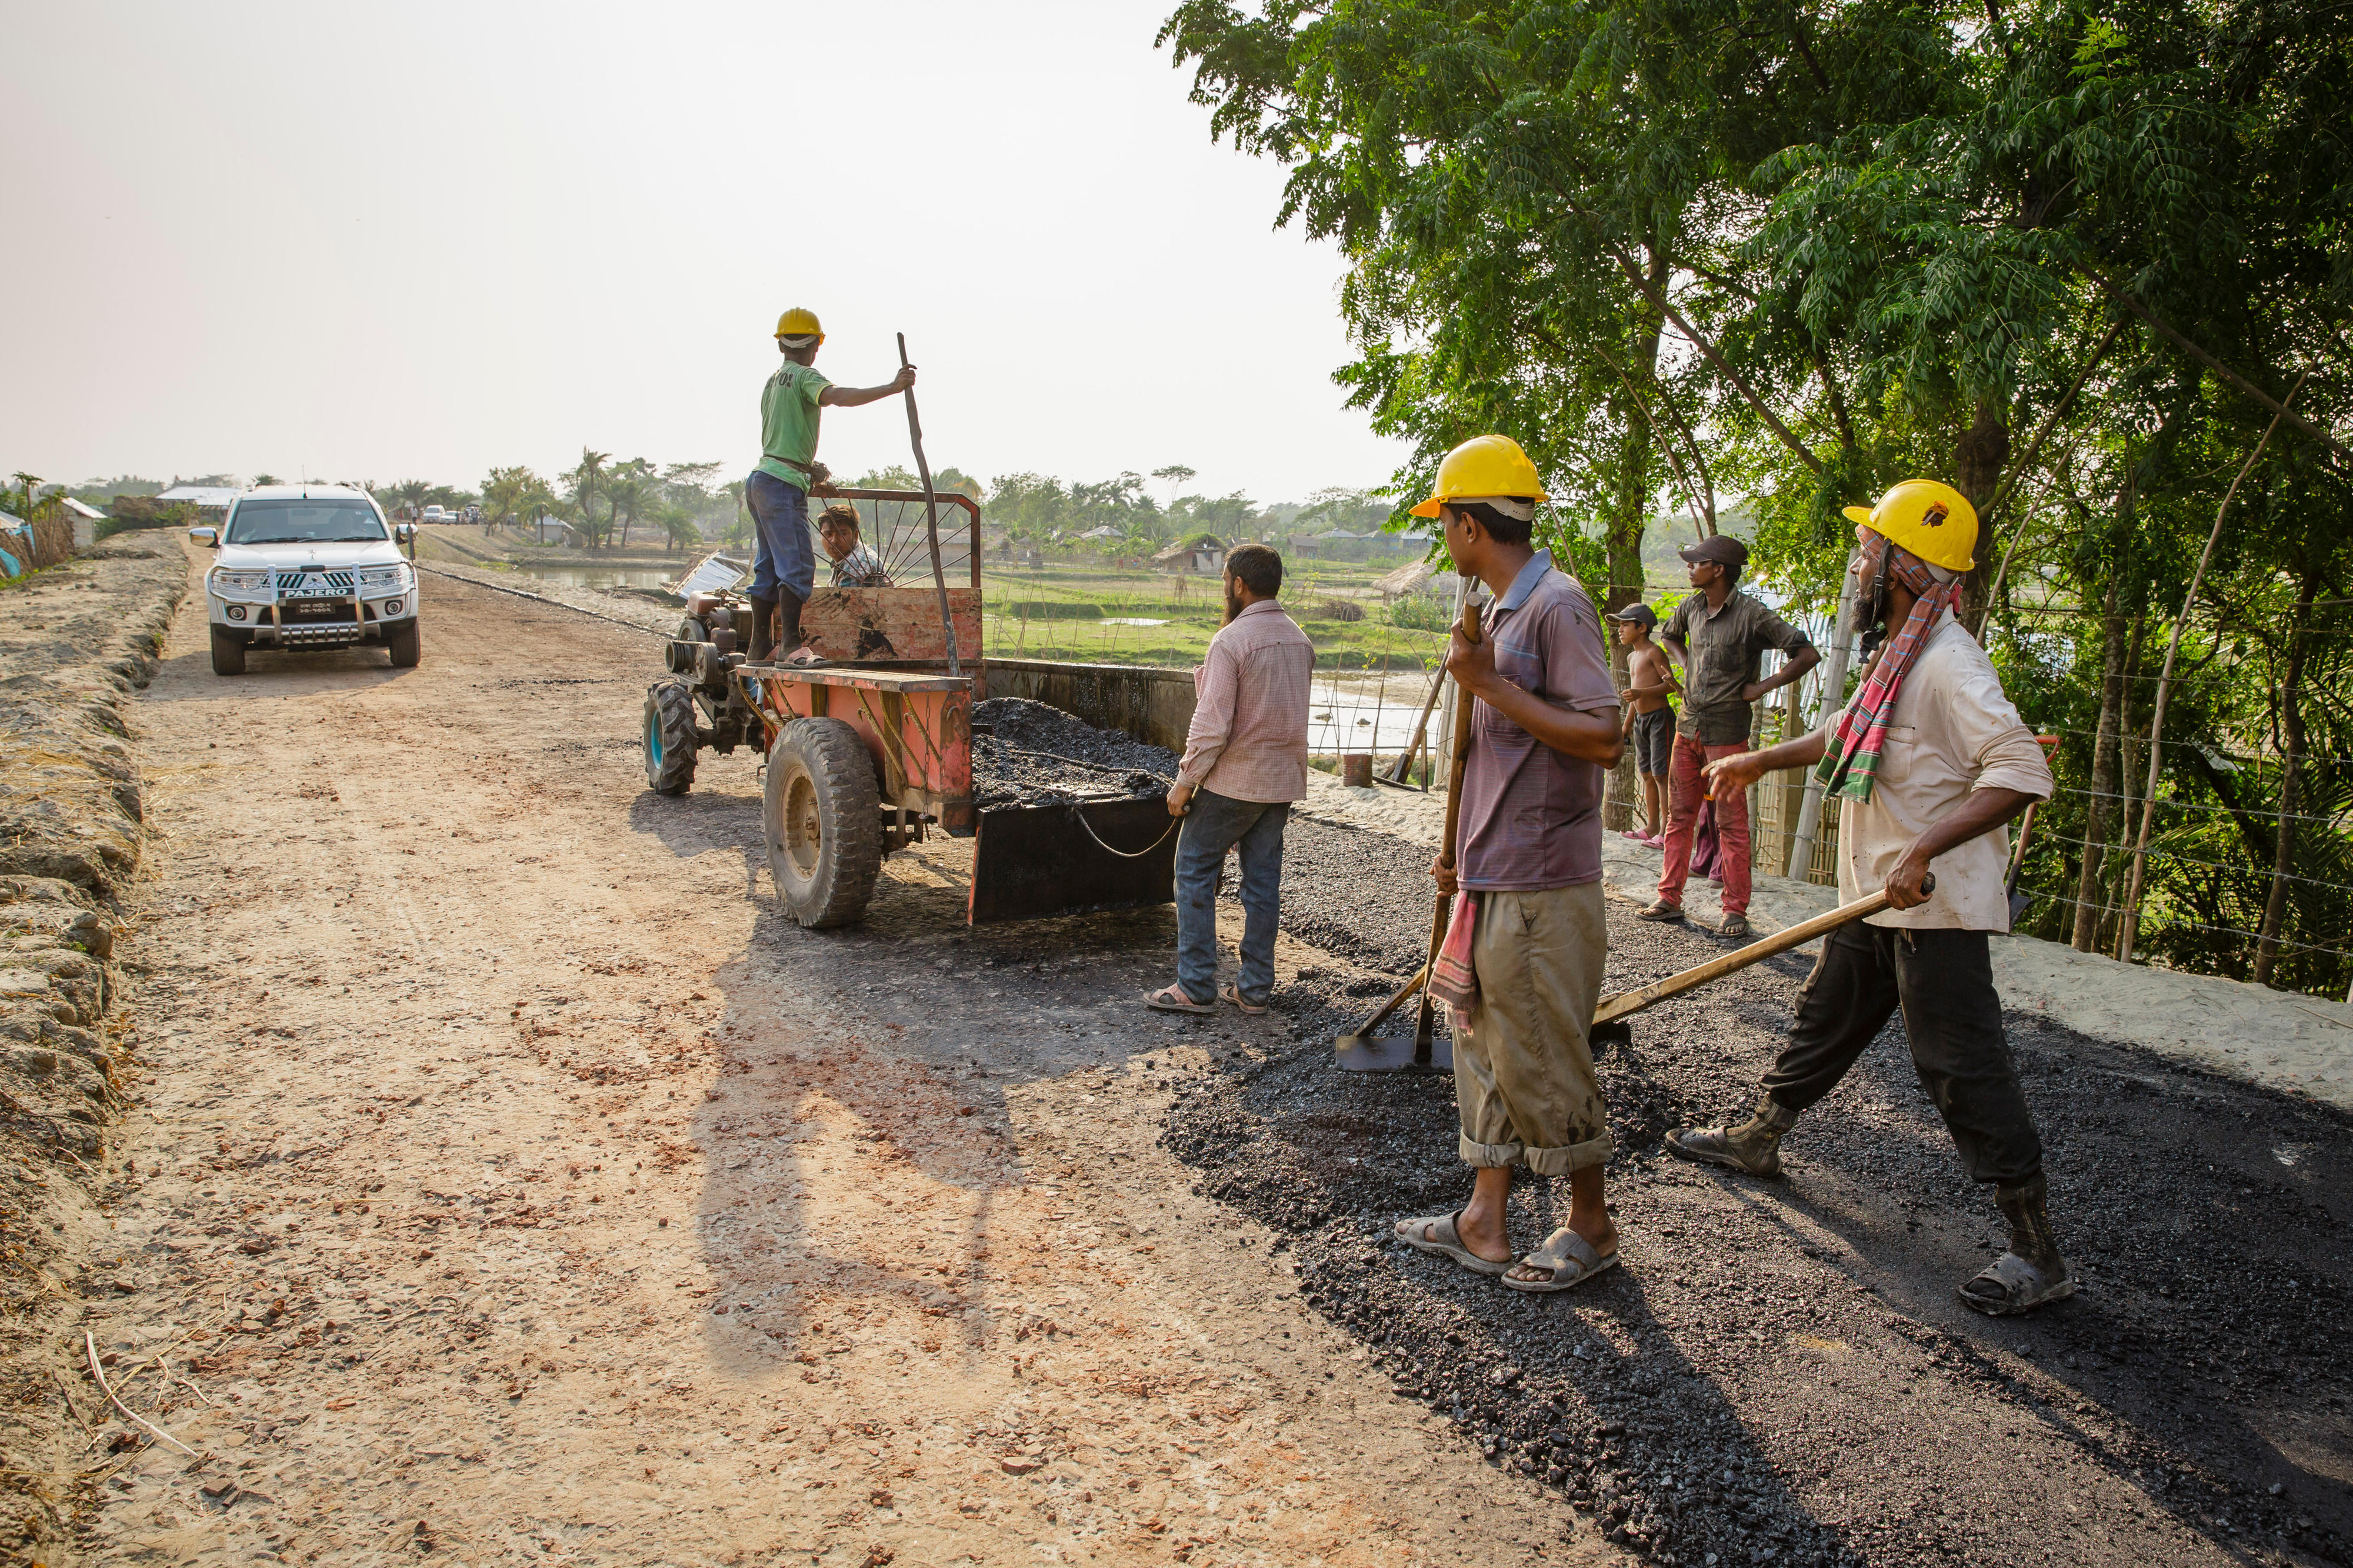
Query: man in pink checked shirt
[[1144, 543, 1315, 1017]]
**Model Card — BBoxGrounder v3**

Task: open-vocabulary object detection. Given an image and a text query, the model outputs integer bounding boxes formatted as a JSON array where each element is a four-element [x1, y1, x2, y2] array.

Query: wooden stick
[[896, 333, 960, 679], [1338, 964, 1428, 1040], [1591, 878, 1928, 1026], [2117, 375, 2305, 959], [85, 1332, 197, 1456], [1411, 588, 1484, 1046], [1387, 575, 1469, 786]]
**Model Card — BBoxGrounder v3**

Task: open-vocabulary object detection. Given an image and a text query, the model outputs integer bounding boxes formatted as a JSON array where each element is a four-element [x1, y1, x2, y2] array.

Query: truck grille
[[275, 569, 355, 596]]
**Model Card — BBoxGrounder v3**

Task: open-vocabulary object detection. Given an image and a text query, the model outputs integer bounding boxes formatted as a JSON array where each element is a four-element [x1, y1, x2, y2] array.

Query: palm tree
[[658, 503, 702, 554], [562, 451, 611, 548], [606, 458, 656, 549]]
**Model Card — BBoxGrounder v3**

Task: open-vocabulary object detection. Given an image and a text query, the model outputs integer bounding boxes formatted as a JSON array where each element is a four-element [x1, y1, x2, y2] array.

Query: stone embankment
[[0, 538, 186, 1545]]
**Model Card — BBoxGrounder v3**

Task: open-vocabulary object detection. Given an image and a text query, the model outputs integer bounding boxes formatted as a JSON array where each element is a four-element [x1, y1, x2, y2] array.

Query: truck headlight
[[357, 564, 414, 591], [211, 569, 271, 594]]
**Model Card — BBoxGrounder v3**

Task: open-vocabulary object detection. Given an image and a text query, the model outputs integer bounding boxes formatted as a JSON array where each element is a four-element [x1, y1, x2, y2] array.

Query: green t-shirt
[[755, 361, 834, 482]]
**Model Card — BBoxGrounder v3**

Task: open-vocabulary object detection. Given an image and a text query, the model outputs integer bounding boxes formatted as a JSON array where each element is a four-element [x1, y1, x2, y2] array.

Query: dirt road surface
[[86, 557, 1591, 1566]]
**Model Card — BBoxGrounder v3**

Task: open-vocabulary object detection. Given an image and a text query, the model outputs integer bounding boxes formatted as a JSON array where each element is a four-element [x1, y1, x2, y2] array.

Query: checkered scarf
[[1814, 533, 1962, 803]]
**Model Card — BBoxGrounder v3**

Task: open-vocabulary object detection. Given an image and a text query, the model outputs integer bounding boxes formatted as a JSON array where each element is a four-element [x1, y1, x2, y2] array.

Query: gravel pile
[[1158, 816, 2352, 1566], [970, 698, 1176, 810]]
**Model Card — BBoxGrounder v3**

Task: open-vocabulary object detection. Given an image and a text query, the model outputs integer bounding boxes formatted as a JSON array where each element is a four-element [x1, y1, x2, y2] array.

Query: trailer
[[639, 485, 1179, 929]]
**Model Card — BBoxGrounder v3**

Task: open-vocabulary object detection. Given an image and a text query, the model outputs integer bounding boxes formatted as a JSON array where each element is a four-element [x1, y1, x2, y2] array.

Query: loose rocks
[[1163, 812, 2353, 1567], [970, 698, 1176, 809]]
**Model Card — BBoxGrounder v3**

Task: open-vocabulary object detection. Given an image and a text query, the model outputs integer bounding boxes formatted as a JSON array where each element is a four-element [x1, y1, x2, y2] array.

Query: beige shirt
[[1834, 610, 2054, 930], [1176, 600, 1314, 803]]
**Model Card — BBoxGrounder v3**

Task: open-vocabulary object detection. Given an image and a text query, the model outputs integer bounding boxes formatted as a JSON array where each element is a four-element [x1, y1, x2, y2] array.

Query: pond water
[[1308, 672, 1447, 753], [509, 563, 680, 593]]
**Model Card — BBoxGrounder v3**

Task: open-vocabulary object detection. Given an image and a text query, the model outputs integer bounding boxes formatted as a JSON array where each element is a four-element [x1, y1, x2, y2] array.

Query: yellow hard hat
[[1409, 435, 1548, 518], [774, 306, 824, 343], [1842, 479, 1978, 573]]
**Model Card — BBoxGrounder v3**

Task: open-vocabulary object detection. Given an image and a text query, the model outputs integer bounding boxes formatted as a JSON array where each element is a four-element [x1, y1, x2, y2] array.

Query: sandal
[[1143, 983, 1215, 1015], [1392, 1210, 1511, 1277], [782, 647, 828, 668], [1957, 1252, 2075, 1316], [1502, 1226, 1620, 1293], [1635, 900, 1686, 923], [1219, 983, 1268, 1016]]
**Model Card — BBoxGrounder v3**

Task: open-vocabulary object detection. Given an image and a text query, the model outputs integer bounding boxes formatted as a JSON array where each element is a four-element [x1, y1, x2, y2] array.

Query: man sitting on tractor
[[818, 503, 893, 588]]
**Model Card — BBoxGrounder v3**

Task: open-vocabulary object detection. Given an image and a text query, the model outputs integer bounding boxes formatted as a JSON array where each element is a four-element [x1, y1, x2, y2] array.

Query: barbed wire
[[2049, 783, 2349, 826], [2025, 725, 2353, 769], [2019, 886, 2353, 963], [2025, 828, 2353, 896]]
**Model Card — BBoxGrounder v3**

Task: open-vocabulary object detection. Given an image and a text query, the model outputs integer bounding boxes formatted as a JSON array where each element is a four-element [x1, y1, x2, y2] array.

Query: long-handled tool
[[1383, 663, 1446, 788], [1587, 873, 1932, 1050], [1337, 592, 1481, 1072], [896, 332, 959, 679]]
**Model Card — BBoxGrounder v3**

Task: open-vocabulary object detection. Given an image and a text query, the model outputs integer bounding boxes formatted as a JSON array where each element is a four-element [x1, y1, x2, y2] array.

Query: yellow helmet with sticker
[[1842, 479, 1978, 572]]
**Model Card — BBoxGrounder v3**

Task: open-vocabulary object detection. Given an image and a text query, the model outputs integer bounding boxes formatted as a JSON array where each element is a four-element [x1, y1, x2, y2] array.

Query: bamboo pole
[[2116, 375, 2306, 960]]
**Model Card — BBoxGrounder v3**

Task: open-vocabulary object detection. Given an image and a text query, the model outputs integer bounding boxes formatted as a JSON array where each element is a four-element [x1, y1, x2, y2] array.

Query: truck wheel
[[643, 680, 698, 795], [209, 628, 246, 676], [387, 622, 421, 668], [764, 718, 881, 928]]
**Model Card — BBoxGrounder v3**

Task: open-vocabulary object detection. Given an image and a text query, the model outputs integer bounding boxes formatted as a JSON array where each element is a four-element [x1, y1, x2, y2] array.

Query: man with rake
[[1666, 481, 2071, 1315]]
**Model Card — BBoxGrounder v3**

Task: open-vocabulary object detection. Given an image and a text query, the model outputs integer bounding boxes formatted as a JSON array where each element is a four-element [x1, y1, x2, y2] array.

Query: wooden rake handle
[[1591, 875, 1932, 1028]]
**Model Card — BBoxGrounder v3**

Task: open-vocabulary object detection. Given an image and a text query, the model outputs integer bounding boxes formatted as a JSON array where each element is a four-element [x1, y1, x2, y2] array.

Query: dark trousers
[[1763, 923, 2043, 1185]]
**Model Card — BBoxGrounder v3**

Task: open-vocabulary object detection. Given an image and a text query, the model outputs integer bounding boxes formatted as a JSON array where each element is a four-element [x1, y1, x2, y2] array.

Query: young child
[[1610, 603, 1678, 846], [817, 503, 893, 588]]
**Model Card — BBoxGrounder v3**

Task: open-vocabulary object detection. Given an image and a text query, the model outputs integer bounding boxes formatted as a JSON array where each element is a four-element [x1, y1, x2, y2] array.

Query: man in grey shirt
[[1642, 535, 1818, 938]]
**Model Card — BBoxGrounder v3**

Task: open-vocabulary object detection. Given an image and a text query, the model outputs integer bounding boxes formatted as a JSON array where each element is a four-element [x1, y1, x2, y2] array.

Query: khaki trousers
[[1450, 881, 1612, 1175]]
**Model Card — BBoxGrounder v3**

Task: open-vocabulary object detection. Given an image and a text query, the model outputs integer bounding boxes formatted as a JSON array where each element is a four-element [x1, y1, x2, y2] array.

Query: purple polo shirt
[[1455, 551, 1620, 892]]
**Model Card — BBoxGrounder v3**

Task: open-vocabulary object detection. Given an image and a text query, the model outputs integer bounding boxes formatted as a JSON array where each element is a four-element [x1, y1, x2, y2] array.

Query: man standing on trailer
[[746, 308, 916, 663], [1642, 535, 1819, 939], [1665, 481, 2070, 1315], [1145, 543, 1314, 1018], [1388, 436, 1627, 1293]]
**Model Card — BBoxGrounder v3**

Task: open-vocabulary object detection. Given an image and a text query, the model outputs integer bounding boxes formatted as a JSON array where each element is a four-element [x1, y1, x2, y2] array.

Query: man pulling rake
[[1668, 481, 2072, 1316]]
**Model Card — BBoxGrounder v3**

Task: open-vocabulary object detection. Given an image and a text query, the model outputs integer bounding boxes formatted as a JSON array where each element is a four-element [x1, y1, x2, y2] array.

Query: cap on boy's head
[[1607, 603, 1658, 630], [1678, 535, 1749, 572]]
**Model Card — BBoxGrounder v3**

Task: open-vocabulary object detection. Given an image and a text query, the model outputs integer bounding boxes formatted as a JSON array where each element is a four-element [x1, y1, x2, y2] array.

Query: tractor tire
[[387, 621, 422, 668], [642, 680, 699, 795], [209, 628, 246, 676], [764, 718, 882, 929]]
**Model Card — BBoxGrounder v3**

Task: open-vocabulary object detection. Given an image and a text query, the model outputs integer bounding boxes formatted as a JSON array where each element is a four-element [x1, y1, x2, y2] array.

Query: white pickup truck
[[189, 486, 422, 676]]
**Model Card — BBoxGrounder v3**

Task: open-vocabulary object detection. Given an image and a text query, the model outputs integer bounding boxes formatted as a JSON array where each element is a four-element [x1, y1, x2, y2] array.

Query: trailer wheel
[[209, 628, 246, 676], [765, 718, 881, 928], [643, 679, 699, 795]]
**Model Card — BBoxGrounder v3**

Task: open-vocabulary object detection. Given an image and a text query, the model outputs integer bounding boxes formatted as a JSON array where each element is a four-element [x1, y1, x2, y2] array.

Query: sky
[[1, 0, 1409, 505]]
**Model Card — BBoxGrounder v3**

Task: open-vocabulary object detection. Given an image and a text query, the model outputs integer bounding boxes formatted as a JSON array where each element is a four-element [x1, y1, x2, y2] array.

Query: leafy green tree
[[606, 458, 656, 549], [562, 450, 611, 548]]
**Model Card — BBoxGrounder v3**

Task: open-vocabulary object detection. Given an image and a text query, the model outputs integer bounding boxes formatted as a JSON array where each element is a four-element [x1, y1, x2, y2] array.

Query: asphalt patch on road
[[1164, 816, 2353, 1566]]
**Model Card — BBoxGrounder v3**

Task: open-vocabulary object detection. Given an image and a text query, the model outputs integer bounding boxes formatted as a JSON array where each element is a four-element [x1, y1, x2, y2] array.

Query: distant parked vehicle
[[188, 486, 421, 675], [421, 505, 449, 523]]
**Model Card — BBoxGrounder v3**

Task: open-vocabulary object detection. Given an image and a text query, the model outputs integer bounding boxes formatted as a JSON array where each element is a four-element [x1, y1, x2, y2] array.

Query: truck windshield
[[225, 501, 388, 545]]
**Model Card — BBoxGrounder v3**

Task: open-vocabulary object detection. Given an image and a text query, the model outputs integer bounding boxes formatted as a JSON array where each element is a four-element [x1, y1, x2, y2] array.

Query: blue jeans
[[745, 469, 814, 600], [1174, 789, 1289, 1006]]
